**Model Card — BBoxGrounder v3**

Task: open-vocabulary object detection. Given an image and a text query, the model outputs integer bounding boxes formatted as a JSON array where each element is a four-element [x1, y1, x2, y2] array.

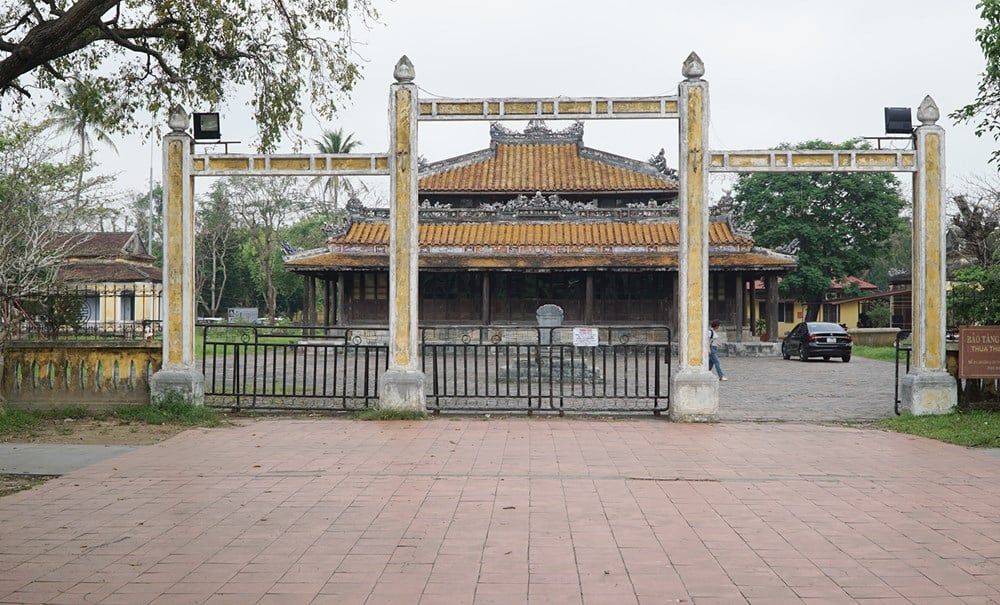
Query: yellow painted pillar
[[902, 96, 956, 415], [671, 52, 719, 422], [150, 105, 205, 405], [379, 56, 426, 411]]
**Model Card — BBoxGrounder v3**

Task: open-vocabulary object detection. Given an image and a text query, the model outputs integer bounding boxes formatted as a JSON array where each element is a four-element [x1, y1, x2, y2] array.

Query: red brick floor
[[2, 418, 1000, 604]]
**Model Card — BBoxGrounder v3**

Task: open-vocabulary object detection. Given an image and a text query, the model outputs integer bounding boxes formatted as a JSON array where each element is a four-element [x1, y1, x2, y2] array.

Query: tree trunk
[[805, 302, 821, 322]]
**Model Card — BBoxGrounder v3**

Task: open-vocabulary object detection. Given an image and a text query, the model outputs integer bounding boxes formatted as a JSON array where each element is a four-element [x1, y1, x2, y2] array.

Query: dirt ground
[[1, 418, 193, 498], [1, 417, 191, 445]]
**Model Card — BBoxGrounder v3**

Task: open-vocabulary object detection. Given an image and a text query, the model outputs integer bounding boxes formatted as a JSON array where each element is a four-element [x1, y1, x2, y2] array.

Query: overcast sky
[[100, 1, 995, 207]]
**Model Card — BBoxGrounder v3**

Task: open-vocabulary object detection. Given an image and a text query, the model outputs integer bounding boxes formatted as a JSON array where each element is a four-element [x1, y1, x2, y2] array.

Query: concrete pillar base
[[150, 366, 205, 407], [670, 369, 719, 422], [379, 369, 427, 411], [901, 370, 956, 416]]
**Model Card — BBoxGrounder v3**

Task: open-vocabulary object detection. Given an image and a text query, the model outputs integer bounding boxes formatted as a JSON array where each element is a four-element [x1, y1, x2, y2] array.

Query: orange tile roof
[[328, 221, 750, 248], [287, 251, 795, 271], [284, 220, 794, 272], [418, 143, 676, 193]]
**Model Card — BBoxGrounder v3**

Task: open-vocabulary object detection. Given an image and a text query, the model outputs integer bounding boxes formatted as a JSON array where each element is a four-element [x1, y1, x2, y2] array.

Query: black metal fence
[[200, 323, 672, 414], [11, 284, 162, 341]]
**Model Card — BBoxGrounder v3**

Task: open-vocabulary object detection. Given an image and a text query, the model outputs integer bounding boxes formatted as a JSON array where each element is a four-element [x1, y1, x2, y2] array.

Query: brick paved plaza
[[2, 406, 999, 604]]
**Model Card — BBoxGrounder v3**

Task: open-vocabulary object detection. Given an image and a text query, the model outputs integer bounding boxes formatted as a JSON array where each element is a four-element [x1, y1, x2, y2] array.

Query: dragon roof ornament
[[490, 120, 585, 145]]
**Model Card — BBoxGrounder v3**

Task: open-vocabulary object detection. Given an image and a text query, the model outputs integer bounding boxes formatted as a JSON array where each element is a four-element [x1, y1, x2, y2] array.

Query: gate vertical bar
[[380, 56, 427, 411], [901, 96, 956, 415], [671, 52, 719, 421]]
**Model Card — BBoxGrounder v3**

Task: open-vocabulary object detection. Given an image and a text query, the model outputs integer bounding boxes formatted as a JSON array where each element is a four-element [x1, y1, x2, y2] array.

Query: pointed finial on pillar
[[917, 95, 940, 126], [682, 52, 705, 80], [394, 56, 415, 83], [168, 104, 188, 133]]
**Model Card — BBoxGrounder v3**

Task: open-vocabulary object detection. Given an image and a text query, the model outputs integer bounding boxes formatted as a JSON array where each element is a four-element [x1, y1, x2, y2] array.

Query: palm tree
[[48, 79, 119, 207], [312, 128, 361, 212]]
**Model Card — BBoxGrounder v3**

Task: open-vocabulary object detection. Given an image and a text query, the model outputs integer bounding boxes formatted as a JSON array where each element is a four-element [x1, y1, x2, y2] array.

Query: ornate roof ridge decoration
[[321, 195, 681, 234], [580, 147, 677, 183], [489, 120, 585, 145]]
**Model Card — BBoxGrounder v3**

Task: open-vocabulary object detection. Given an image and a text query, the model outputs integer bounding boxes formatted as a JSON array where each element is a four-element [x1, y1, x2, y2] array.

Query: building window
[[758, 302, 795, 323], [352, 273, 388, 301], [822, 304, 840, 323], [81, 295, 100, 323], [120, 290, 135, 321]]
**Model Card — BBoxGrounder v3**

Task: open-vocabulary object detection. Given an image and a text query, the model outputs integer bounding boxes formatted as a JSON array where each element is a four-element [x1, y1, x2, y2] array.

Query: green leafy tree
[[864, 217, 912, 290], [948, 265, 1000, 326], [0, 0, 377, 151], [221, 176, 307, 320], [195, 182, 237, 318], [47, 79, 120, 206], [731, 139, 907, 321], [953, 0, 1000, 164], [0, 115, 112, 404]]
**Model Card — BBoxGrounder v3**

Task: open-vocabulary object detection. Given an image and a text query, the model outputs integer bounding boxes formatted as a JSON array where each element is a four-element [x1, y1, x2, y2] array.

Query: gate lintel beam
[[708, 149, 917, 173], [417, 96, 679, 121]]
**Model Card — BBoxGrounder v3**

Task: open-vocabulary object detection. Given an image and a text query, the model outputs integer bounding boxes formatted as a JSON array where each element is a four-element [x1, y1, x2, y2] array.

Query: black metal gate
[[200, 323, 671, 414]]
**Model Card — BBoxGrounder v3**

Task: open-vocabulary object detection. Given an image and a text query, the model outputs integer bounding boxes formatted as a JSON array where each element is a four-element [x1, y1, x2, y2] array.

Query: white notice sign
[[573, 327, 599, 347]]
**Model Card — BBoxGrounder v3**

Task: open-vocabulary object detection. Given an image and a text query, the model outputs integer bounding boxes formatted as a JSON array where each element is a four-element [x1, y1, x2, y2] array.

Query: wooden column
[[733, 272, 743, 343], [584, 273, 594, 325], [482, 272, 491, 326], [765, 274, 779, 342], [336, 273, 345, 325]]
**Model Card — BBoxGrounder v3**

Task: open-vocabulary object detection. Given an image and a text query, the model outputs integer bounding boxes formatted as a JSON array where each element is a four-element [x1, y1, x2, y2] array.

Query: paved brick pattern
[[2, 418, 999, 604]]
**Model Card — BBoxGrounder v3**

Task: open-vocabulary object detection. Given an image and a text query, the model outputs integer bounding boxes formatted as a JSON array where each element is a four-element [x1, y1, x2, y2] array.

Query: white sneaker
[[720, 377, 728, 381]]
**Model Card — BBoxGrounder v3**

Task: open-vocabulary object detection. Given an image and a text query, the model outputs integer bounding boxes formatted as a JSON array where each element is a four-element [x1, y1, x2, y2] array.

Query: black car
[[781, 321, 853, 362]]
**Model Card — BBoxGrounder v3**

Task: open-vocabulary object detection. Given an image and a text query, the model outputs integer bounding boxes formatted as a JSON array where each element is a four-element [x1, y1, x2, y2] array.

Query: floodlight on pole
[[884, 107, 913, 134], [193, 112, 221, 140]]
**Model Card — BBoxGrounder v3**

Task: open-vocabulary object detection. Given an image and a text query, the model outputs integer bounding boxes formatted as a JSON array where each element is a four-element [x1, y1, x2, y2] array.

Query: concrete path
[[717, 356, 898, 421], [2, 418, 999, 604], [0, 444, 139, 475]]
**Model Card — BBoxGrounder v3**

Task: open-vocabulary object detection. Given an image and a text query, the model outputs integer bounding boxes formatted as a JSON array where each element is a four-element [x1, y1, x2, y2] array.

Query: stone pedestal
[[902, 370, 956, 416], [379, 369, 426, 411], [670, 369, 719, 422], [151, 367, 205, 406]]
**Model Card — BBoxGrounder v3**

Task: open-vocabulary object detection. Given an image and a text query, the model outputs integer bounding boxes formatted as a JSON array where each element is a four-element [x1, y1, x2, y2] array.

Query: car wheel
[[782, 345, 791, 360], [799, 345, 809, 362], [842, 355, 851, 363], [822, 356, 830, 361]]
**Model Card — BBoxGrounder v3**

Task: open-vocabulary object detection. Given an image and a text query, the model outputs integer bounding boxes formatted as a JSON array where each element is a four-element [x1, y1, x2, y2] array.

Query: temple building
[[285, 121, 796, 336]]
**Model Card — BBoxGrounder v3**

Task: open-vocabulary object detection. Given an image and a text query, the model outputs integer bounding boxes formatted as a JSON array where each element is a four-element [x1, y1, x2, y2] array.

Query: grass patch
[[0, 408, 42, 435], [114, 397, 222, 427], [354, 408, 428, 421], [0, 400, 221, 439], [0, 474, 57, 498], [851, 345, 901, 362], [875, 409, 1000, 447]]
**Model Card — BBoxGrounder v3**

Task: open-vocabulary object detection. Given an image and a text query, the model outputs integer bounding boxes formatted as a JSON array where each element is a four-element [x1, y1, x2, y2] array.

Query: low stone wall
[[1, 341, 162, 410], [719, 342, 782, 357], [848, 328, 901, 347]]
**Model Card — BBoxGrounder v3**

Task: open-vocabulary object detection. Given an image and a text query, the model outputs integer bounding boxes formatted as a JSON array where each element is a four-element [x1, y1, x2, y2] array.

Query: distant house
[[53, 232, 162, 333], [752, 276, 880, 335]]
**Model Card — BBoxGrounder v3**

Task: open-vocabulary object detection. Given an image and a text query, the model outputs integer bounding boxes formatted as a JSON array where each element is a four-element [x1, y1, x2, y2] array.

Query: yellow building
[[54, 232, 162, 337]]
